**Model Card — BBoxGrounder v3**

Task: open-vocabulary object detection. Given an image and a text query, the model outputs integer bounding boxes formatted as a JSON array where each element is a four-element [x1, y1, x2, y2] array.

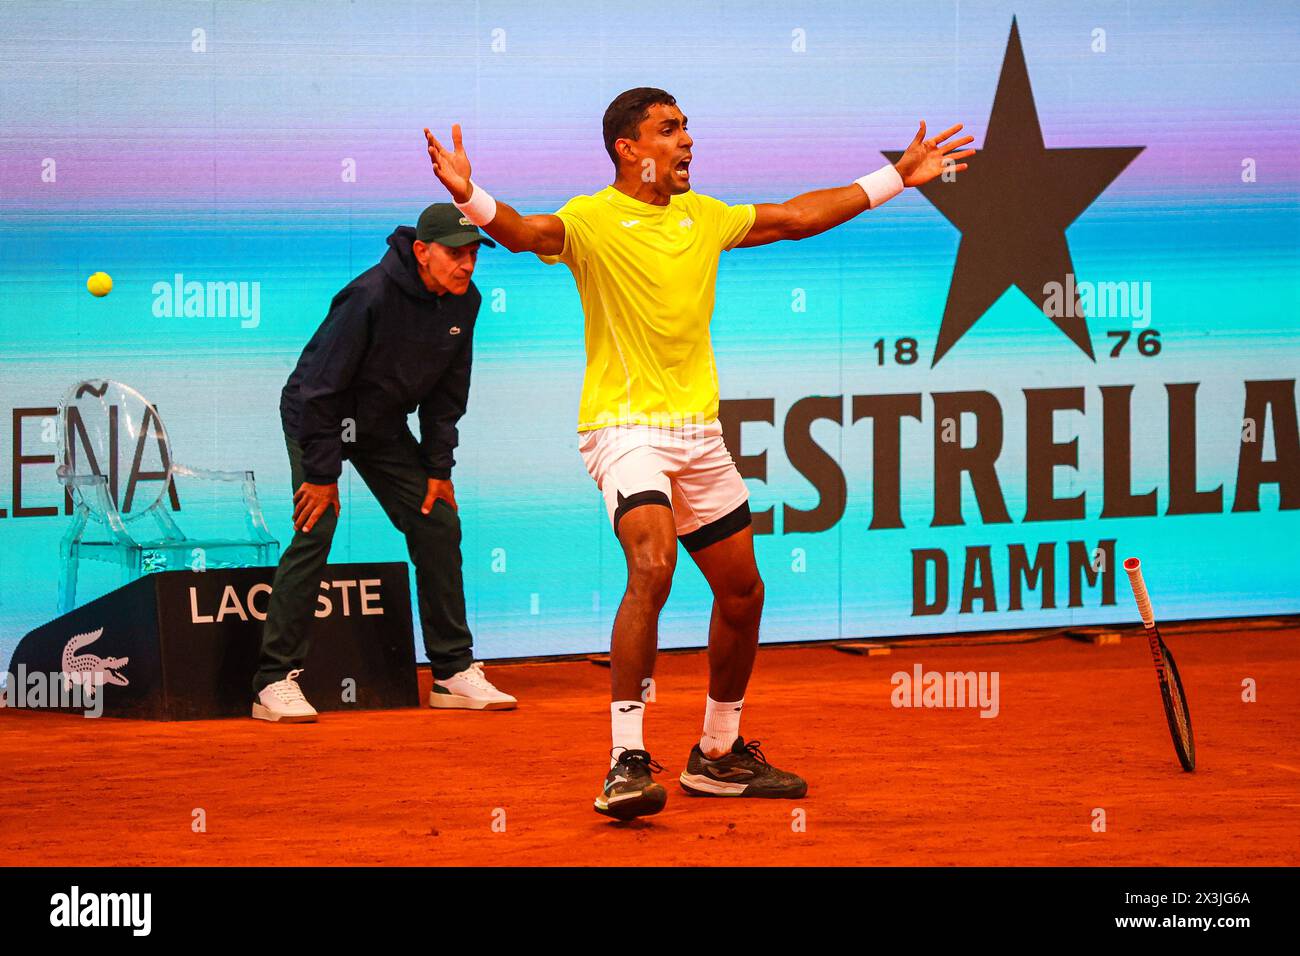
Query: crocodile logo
[[60, 628, 129, 700]]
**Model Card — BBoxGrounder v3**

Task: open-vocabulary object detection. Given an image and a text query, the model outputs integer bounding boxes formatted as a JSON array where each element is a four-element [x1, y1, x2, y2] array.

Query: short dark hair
[[602, 87, 677, 166]]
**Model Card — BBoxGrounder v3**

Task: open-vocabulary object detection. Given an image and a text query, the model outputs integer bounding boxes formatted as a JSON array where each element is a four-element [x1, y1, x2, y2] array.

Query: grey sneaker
[[679, 737, 807, 798], [594, 749, 668, 820]]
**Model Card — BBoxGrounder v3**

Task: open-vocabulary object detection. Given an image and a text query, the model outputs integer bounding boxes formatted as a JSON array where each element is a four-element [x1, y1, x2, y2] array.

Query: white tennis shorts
[[578, 420, 752, 551]]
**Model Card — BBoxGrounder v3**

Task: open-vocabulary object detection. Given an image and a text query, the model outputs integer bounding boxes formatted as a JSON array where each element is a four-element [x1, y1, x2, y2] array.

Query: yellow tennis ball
[[87, 272, 113, 297]]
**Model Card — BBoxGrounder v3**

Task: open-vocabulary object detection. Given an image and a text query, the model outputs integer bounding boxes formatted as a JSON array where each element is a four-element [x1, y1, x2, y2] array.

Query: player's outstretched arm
[[736, 121, 973, 248], [424, 125, 564, 256]]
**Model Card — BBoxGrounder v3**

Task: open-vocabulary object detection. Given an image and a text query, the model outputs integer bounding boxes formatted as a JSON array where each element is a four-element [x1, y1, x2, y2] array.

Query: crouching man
[[252, 203, 516, 721]]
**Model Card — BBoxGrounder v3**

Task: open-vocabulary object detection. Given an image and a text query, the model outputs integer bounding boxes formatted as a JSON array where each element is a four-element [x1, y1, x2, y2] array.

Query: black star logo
[[884, 17, 1144, 366]]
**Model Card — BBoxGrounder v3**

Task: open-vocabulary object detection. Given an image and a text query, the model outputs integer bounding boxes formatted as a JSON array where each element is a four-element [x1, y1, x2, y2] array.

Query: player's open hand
[[425, 125, 473, 204], [893, 121, 975, 187], [421, 477, 457, 515], [293, 481, 340, 533]]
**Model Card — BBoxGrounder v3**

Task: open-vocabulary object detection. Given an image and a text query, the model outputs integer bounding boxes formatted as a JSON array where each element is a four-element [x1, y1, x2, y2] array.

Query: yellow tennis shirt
[[537, 185, 755, 431]]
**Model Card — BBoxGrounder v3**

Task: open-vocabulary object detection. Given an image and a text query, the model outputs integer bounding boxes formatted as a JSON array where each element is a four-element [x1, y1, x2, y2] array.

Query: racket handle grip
[[1123, 557, 1156, 628]]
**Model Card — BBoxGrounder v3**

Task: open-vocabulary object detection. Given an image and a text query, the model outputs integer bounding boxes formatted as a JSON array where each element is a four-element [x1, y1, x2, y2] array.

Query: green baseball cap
[[415, 202, 497, 248]]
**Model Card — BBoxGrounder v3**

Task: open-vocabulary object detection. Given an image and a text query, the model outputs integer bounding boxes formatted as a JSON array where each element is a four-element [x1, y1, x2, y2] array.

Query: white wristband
[[454, 180, 498, 226], [855, 164, 905, 209]]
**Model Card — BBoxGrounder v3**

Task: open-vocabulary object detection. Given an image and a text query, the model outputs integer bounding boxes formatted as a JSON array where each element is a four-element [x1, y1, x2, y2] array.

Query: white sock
[[701, 695, 744, 758], [610, 700, 646, 766]]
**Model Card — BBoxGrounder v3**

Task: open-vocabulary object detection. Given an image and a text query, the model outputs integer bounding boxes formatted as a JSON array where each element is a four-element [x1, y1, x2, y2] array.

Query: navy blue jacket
[[280, 226, 479, 484]]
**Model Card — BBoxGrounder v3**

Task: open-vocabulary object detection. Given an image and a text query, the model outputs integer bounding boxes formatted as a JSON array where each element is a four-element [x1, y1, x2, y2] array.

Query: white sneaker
[[252, 668, 319, 722], [430, 662, 517, 711]]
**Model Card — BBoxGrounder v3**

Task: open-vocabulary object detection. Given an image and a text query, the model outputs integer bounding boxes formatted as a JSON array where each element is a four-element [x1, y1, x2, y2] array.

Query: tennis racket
[[1122, 557, 1196, 772]]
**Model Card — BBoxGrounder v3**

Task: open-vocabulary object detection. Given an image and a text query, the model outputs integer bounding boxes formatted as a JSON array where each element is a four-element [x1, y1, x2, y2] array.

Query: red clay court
[[2, 620, 1297, 867]]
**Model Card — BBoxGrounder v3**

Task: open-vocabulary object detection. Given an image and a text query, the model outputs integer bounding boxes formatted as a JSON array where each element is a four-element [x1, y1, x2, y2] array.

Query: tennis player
[[425, 88, 971, 818]]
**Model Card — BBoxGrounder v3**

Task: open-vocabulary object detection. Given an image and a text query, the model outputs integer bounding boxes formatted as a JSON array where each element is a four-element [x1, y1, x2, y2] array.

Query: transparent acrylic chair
[[56, 380, 280, 614]]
